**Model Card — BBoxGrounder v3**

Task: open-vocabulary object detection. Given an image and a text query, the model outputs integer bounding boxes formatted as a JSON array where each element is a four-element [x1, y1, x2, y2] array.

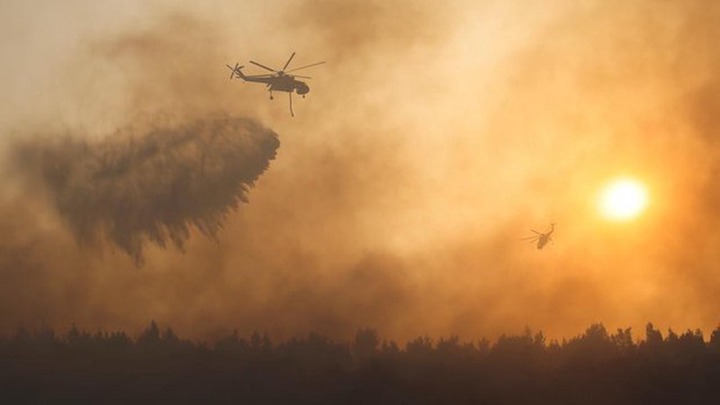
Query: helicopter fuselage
[[522, 223, 555, 250], [536, 224, 555, 249], [226, 53, 323, 116], [243, 74, 309, 95], [537, 234, 551, 249]]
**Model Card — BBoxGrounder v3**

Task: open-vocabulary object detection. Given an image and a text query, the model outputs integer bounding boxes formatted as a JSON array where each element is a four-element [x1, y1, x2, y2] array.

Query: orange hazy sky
[[1, 0, 719, 342]]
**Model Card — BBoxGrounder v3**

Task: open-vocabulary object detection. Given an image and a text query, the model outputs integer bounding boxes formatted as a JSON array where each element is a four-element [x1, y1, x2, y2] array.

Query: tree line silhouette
[[2, 321, 720, 404]]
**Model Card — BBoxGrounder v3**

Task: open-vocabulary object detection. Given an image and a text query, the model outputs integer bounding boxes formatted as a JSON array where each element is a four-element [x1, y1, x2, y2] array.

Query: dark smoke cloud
[[11, 116, 279, 264]]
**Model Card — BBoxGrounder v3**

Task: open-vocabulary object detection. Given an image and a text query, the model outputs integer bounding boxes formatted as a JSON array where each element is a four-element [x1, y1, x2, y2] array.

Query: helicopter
[[522, 223, 556, 250], [226, 52, 325, 117]]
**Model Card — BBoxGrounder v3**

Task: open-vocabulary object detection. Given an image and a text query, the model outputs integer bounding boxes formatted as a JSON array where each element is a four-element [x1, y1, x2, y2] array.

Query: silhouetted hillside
[[2, 322, 720, 404]]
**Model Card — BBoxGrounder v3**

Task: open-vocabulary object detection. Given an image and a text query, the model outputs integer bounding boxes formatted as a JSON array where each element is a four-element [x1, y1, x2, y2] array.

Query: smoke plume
[[11, 116, 279, 264], [5, 1, 720, 343]]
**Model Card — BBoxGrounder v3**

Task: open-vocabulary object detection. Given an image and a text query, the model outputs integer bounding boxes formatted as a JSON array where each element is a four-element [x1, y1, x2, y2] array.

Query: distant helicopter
[[522, 223, 556, 249], [226, 52, 325, 117]]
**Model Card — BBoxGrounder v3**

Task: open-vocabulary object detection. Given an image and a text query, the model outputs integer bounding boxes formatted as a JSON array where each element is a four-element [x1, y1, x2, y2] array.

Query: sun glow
[[598, 178, 649, 221]]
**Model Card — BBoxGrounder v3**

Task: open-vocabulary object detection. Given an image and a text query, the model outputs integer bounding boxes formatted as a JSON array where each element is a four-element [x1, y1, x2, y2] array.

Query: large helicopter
[[226, 52, 325, 117], [522, 223, 556, 250]]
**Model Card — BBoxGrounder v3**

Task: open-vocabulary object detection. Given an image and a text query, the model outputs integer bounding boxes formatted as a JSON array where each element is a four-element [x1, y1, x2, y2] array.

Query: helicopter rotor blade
[[530, 229, 540, 235], [521, 236, 539, 241], [282, 52, 296, 72], [286, 61, 325, 72], [292, 74, 312, 79], [249, 60, 277, 73]]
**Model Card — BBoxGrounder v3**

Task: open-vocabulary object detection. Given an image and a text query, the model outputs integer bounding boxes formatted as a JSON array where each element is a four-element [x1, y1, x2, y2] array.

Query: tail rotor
[[226, 63, 243, 79]]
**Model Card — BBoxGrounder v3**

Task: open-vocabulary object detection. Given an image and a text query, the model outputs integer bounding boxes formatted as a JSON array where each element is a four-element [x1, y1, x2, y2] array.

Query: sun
[[598, 178, 649, 221]]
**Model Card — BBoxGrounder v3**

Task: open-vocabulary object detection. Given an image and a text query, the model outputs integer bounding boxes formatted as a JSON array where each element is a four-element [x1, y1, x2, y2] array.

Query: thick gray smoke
[[12, 116, 279, 264]]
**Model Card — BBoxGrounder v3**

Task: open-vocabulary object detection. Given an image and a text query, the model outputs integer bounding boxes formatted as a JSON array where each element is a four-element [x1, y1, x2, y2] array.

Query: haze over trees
[[3, 322, 720, 404]]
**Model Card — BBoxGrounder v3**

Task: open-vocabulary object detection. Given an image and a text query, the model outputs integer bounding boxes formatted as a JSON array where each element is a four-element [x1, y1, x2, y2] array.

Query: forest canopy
[[3, 322, 720, 404]]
